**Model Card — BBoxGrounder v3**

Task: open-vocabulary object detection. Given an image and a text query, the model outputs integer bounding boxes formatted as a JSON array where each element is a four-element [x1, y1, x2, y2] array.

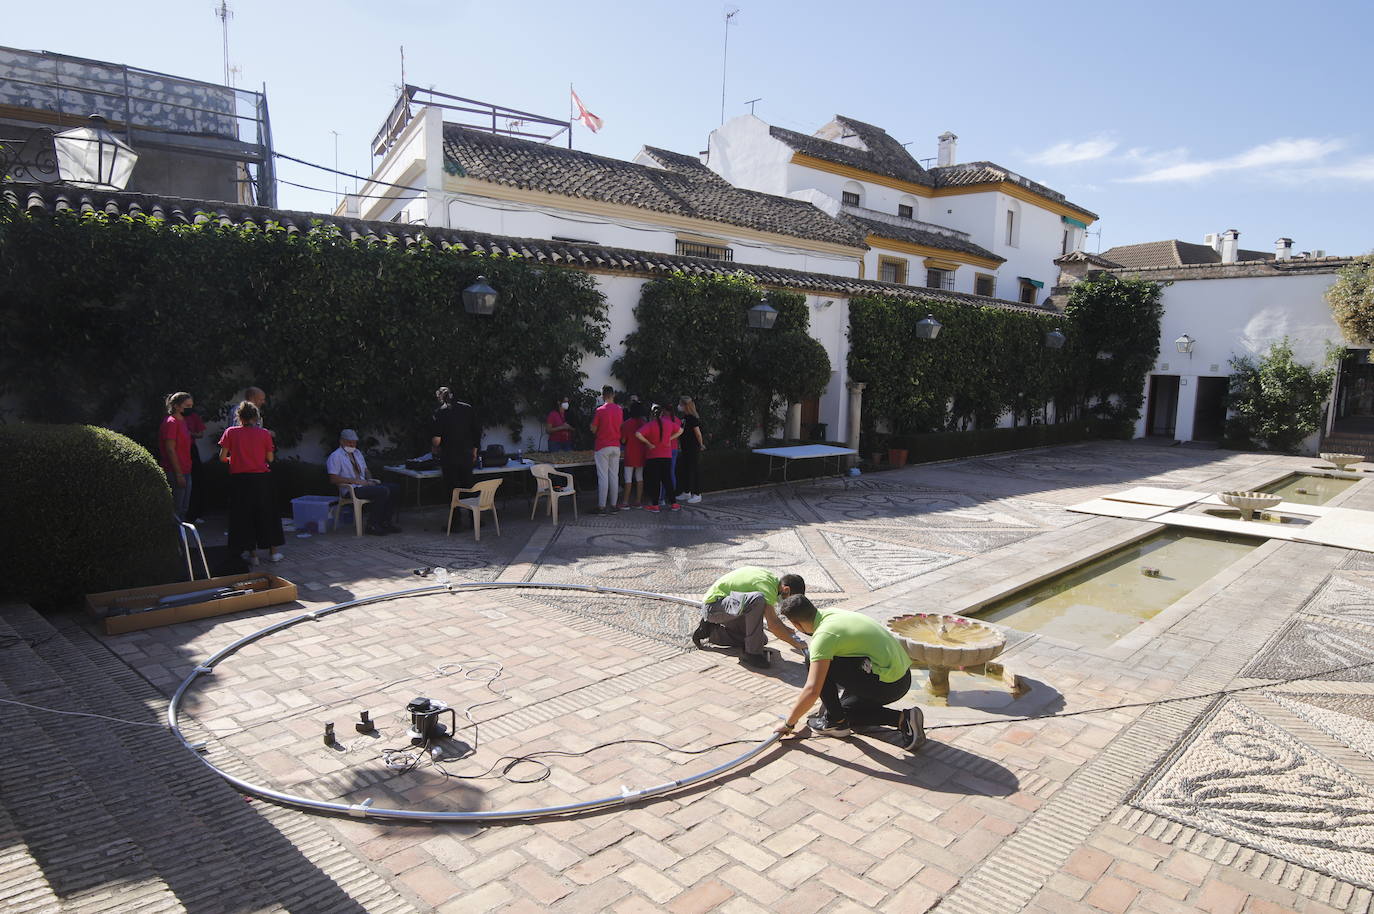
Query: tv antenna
[[719, 7, 739, 125], [214, 1, 236, 86], [745, 97, 762, 115]]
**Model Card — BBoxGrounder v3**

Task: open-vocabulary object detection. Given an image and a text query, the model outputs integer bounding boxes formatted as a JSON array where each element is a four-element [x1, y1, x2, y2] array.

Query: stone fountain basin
[[1219, 490, 1282, 517], [1320, 452, 1365, 471], [887, 613, 1006, 668]]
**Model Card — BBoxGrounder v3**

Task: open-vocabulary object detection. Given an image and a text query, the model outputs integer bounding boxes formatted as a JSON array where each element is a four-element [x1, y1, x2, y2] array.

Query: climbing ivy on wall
[[0, 203, 609, 451], [848, 273, 1163, 436], [613, 273, 830, 448]]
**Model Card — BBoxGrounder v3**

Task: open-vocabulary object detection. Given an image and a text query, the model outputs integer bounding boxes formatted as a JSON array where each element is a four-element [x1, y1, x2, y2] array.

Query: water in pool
[[1259, 473, 1358, 505], [977, 529, 1258, 649]]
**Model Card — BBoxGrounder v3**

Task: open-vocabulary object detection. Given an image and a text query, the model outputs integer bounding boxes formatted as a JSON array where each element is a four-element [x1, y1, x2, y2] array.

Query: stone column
[[785, 403, 802, 440], [846, 382, 866, 454]]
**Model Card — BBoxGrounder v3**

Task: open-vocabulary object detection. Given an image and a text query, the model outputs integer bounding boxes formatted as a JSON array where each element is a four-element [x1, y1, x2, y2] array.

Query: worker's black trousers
[[818, 657, 912, 728]]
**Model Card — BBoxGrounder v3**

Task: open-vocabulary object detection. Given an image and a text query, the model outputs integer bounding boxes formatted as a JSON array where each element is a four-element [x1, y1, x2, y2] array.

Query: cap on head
[[340, 429, 359, 442]]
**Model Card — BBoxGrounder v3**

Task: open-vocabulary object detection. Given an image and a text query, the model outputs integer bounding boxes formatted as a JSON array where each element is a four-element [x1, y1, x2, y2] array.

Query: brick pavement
[[3, 441, 1372, 912]]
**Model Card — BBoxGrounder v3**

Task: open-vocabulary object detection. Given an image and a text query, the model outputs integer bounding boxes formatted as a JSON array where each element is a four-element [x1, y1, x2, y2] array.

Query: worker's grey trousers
[[702, 591, 768, 654]]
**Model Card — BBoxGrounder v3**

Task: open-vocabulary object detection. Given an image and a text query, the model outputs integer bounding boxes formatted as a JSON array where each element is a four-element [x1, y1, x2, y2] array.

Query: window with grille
[[842, 190, 861, 206], [897, 204, 913, 219], [926, 268, 953, 290], [975, 274, 995, 297], [675, 240, 733, 261], [878, 257, 907, 284]]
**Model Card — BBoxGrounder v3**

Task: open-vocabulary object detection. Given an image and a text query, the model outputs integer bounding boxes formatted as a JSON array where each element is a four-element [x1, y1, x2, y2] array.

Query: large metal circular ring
[[168, 580, 782, 821]]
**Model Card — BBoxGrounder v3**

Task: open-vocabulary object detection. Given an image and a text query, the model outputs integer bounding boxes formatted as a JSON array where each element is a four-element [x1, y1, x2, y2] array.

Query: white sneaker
[[241, 551, 260, 566], [269, 552, 285, 563], [688, 494, 702, 503]]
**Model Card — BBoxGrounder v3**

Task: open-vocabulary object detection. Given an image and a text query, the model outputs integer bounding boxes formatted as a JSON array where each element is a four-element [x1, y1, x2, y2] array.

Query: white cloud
[[1122, 138, 1345, 183], [1028, 137, 1118, 166], [1303, 156, 1374, 182]]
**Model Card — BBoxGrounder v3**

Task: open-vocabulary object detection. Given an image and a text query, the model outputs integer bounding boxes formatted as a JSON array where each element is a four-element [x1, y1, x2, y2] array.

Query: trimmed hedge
[[0, 423, 181, 604], [882, 419, 1113, 464]]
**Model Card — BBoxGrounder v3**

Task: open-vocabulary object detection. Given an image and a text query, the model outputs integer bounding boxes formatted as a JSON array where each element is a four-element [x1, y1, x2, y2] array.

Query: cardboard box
[[86, 573, 299, 635]]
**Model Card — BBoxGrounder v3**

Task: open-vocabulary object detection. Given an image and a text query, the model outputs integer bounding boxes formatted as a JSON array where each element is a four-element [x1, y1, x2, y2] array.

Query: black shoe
[[691, 621, 713, 649], [805, 713, 851, 737], [366, 526, 387, 536], [741, 651, 771, 669], [898, 706, 926, 751], [383, 522, 402, 534], [607, 505, 619, 515]]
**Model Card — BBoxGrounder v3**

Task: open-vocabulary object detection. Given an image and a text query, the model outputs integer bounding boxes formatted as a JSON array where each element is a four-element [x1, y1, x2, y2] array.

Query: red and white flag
[[570, 88, 603, 133]]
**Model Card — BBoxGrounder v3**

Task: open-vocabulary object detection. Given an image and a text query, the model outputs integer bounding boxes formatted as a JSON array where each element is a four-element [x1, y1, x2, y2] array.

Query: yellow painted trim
[[922, 258, 960, 273], [865, 234, 1002, 270], [876, 255, 908, 285], [443, 176, 867, 258], [790, 152, 1096, 225]]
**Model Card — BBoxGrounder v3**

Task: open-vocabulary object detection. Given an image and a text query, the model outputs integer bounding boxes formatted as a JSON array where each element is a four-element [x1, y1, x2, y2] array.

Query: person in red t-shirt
[[545, 397, 574, 452], [590, 385, 624, 515], [635, 404, 684, 512], [619, 401, 648, 508], [218, 401, 284, 565], [160, 392, 194, 520]]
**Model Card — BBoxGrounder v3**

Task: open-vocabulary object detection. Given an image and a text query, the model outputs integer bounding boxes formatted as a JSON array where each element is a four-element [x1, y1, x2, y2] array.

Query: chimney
[[1219, 228, 1240, 264], [937, 132, 957, 167], [1275, 237, 1293, 261]]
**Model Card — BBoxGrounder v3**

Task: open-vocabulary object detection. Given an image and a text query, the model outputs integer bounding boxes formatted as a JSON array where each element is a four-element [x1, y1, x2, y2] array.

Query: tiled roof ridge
[[3, 184, 1053, 314], [768, 119, 934, 187], [443, 123, 866, 248], [842, 212, 1005, 264], [1107, 256, 1355, 275]]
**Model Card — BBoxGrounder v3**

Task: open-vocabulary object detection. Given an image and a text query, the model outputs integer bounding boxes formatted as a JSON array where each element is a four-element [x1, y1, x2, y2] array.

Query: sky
[[9, 0, 1374, 256]]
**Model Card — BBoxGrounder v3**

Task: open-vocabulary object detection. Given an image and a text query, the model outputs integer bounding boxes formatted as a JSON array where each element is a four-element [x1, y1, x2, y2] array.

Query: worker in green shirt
[[772, 595, 925, 751], [694, 566, 809, 669]]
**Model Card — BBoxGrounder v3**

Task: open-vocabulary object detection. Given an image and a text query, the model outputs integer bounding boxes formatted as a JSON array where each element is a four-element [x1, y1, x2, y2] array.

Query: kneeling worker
[[694, 566, 808, 669], [772, 595, 925, 751]]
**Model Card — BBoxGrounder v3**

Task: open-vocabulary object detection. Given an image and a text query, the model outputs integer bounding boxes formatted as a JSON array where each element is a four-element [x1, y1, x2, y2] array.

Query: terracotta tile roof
[[4, 185, 1053, 314], [1100, 239, 1274, 269], [929, 161, 1098, 220], [1054, 250, 1122, 268], [441, 125, 866, 249], [842, 212, 1004, 264], [769, 115, 934, 187]]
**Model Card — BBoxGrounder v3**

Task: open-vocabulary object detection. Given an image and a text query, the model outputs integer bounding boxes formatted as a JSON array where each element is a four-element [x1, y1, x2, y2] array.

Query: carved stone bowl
[[887, 613, 1006, 668], [1219, 490, 1282, 521], [1320, 452, 1365, 471]]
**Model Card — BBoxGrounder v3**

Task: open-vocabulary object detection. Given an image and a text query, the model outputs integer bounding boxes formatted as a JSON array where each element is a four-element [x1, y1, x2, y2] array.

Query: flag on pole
[[570, 88, 603, 133]]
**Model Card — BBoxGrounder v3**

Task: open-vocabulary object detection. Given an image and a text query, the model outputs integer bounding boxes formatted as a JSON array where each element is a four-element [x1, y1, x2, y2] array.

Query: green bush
[[1225, 339, 1337, 453], [0, 423, 181, 604], [881, 420, 1104, 463]]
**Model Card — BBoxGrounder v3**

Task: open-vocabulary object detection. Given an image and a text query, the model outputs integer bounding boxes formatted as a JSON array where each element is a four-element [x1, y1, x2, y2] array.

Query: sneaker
[[590, 507, 604, 516], [691, 620, 714, 649], [741, 651, 771, 669], [608, 505, 619, 515], [366, 526, 387, 536], [669, 503, 682, 511], [644, 505, 660, 513], [897, 706, 926, 752], [269, 552, 285, 563], [688, 494, 702, 503], [240, 551, 259, 567], [805, 713, 851, 737]]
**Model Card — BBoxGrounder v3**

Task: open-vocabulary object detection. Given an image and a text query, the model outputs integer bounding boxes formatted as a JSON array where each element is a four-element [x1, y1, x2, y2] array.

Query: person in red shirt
[[159, 392, 194, 520], [545, 397, 574, 452], [218, 401, 284, 565], [618, 401, 648, 509], [635, 404, 683, 512], [590, 385, 624, 515]]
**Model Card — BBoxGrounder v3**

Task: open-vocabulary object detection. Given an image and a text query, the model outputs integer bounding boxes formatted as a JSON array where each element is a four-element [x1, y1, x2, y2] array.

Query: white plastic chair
[[448, 479, 502, 540], [331, 485, 371, 537], [530, 463, 577, 523]]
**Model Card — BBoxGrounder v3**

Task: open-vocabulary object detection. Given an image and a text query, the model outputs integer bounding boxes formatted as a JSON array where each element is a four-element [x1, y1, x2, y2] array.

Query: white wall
[[707, 115, 794, 196], [1134, 271, 1347, 444]]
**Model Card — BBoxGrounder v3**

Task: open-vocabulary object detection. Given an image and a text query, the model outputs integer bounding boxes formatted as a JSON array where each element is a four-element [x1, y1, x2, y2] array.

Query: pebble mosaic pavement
[[4, 440, 1374, 913]]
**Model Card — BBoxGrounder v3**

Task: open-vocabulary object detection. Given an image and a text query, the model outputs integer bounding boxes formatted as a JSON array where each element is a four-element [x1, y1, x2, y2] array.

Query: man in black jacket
[[430, 387, 481, 494]]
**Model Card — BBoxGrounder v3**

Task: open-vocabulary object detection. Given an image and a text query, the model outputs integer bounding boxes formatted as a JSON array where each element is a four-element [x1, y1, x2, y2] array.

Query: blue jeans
[[167, 470, 192, 520]]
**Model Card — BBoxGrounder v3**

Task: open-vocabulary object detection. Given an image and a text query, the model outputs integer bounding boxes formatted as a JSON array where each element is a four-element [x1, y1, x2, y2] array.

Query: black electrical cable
[[925, 656, 1374, 731]]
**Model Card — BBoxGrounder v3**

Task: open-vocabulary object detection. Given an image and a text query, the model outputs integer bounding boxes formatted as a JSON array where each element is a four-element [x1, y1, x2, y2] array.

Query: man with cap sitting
[[326, 429, 402, 535]]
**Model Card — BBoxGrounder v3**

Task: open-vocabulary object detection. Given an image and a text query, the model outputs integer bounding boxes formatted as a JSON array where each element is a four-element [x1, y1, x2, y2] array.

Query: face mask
[[560, 402, 569, 410], [343, 445, 357, 454]]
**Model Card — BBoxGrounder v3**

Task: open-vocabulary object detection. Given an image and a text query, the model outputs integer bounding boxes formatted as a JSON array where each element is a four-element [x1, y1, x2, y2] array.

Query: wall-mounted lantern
[[1175, 333, 1195, 356], [914, 313, 943, 340], [462, 275, 498, 315], [1044, 328, 1066, 350], [748, 296, 778, 330]]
